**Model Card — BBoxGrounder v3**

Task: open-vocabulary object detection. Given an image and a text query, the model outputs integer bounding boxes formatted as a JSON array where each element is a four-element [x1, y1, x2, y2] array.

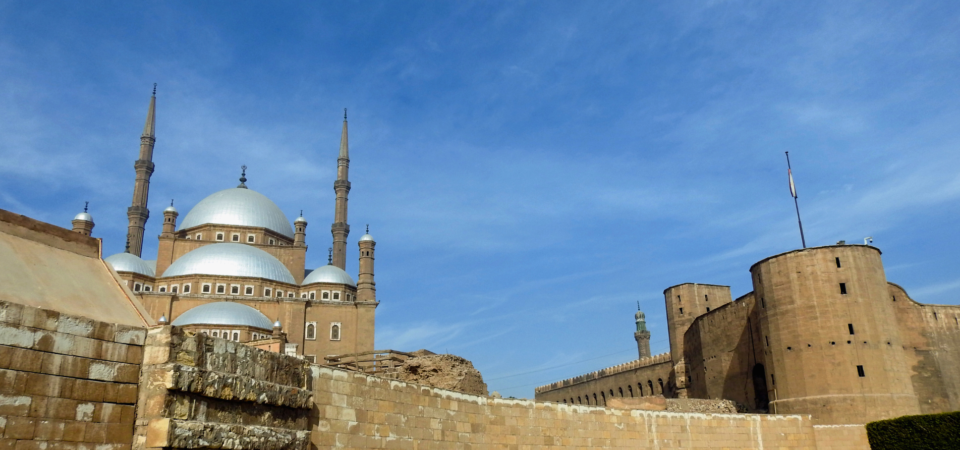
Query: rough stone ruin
[[393, 349, 488, 396]]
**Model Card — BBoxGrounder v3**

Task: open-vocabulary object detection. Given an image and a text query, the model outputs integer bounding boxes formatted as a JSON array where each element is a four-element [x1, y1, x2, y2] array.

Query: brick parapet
[[534, 352, 671, 394]]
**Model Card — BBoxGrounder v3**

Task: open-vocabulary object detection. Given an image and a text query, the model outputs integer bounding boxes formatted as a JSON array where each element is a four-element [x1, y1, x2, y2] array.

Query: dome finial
[[124, 234, 131, 253], [366, 224, 369, 234], [637, 301, 640, 311], [344, 108, 347, 120], [238, 165, 248, 188], [158, 315, 167, 325], [152, 83, 157, 96], [83, 201, 89, 213], [328, 247, 333, 265]]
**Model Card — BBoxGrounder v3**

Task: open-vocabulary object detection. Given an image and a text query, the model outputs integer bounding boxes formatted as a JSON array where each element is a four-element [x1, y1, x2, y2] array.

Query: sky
[[1, 1, 959, 398]]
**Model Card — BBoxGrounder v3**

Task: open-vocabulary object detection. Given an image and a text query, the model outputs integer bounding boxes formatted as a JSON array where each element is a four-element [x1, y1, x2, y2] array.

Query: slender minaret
[[161, 200, 178, 237], [71, 202, 95, 236], [634, 302, 652, 359], [294, 210, 307, 247], [357, 225, 376, 303], [331, 109, 351, 269], [126, 84, 157, 256]]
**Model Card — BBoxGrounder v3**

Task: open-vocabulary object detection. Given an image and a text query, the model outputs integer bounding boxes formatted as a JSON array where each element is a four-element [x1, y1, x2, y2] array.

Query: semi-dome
[[161, 243, 296, 284], [73, 212, 93, 222], [171, 302, 273, 330], [302, 264, 356, 286], [105, 252, 155, 277], [178, 188, 294, 238]]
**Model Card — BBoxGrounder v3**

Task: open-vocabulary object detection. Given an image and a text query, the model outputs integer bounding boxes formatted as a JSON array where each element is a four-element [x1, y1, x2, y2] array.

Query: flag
[[788, 169, 797, 198]]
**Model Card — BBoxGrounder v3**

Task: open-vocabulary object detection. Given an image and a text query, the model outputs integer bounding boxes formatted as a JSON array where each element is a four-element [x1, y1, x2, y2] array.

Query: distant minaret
[[634, 303, 651, 359], [126, 84, 157, 256], [331, 109, 351, 270]]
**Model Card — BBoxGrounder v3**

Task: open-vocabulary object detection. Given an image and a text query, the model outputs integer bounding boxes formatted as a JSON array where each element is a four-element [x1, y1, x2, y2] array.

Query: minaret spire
[[331, 110, 351, 269], [126, 84, 157, 257]]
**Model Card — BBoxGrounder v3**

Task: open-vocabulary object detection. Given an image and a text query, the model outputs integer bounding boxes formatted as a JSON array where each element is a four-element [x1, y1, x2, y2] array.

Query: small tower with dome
[[71, 202, 95, 236]]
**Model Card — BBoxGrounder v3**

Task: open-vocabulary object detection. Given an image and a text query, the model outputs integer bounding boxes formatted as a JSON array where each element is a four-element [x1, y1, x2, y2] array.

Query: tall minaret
[[331, 109, 351, 269], [634, 303, 652, 359], [126, 84, 157, 257]]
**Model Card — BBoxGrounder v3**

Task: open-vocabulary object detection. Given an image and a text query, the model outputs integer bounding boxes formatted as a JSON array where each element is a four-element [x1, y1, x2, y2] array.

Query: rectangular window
[[268, 238, 275, 245], [134, 283, 142, 292], [704, 294, 708, 302], [322, 291, 330, 300], [301, 293, 307, 299], [230, 285, 240, 295], [171, 285, 178, 294], [232, 331, 240, 341], [264, 288, 272, 297], [276, 290, 283, 298], [765, 336, 770, 347], [771, 374, 776, 385], [857, 365, 865, 377], [159, 286, 167, 293], [848, 324, 855, 335], [836, 257, 841, 268], [761, 297, 765, 308], [305, 355, 317, 363], [245, 286, 254, 295], [333, 292, 340, 300], [305, 322, 317, 340], [182, 284, 191, 294], [706, 307, 710, 312], [247, 234, 255, 243], [196, 233, 202, 240], [677, 295, 681, 303], [211, 330, 219, 338], [679, 307, 684, 315], [216, 233, 224, 241], [309, 292, 316, 300], [144, 285, 152, 292], [202, 284, 211, 293], [840, 283, 847, 295], [288, 292, 294, 298], [231, 234, 240, 242]]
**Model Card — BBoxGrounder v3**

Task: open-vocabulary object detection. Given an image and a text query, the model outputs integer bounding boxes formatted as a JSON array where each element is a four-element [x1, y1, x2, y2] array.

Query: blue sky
[[2, 1, 959, 398]]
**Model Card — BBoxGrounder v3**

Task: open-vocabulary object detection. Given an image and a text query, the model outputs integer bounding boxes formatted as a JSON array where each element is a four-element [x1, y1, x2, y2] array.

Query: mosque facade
[[69, 88, 377, 363]]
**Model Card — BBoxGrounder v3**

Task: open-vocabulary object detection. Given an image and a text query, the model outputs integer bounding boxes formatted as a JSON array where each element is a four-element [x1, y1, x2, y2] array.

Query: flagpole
[[786, 152, 806, 248]]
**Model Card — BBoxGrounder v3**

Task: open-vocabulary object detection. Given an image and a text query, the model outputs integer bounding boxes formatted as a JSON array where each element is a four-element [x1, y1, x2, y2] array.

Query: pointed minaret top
[[142, 84, 156, 138], [339, 109, 349, 160], [238, 165, 248, 189]]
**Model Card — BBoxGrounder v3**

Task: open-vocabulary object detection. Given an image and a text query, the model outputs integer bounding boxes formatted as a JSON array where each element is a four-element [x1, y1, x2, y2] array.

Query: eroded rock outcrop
[[394, 350, 488, 396]]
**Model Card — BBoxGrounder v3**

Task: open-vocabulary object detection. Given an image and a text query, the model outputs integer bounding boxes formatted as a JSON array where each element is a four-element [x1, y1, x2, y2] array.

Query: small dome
[[302, 264, 356, 286], [105, 253, 156, 277], [635, 311, 645, 320], [294, 216, 306, 223], [171, 302, 273, 330], [179, 188, 294, 238], [162, 243, 296, 284], [164, 205, 178, 213], [73, 212, 94, 222], [359, 233, 374, 242]]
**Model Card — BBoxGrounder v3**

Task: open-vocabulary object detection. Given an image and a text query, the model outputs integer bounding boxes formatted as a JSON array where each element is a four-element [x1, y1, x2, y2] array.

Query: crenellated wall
[[534, 353, 673, 405]]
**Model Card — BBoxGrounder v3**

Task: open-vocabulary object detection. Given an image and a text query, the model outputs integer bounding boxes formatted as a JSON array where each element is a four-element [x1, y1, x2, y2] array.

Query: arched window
[[618, 387, 624, 397], [638, 383, 644, 397], [609, 389, 614, 398], [305, 323, 316, 340], [648, 380, 654, 394], [563, 399, 567, 404], [658, 378, 664, 393], [592, 393, 597, 405], [232, 331, 239, 341], [330, 323, 341, 341], [628, 385, 633, 397], [577, 396, 581, 404], [601, 392, 606, 406]]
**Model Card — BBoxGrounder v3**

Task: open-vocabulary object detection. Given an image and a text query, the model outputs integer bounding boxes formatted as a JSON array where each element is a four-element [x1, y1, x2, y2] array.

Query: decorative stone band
[[534, 352, 671, 394], [164, 363, 313, 409], [145, 418, 311, 450]]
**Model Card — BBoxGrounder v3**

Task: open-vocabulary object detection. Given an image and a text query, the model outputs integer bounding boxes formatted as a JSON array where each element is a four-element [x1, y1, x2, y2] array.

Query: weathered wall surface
[[812, 425, 870, 450], [134, 326, 313, 450], [535, 354, 674, 405], [313, 364, 827, 449], [683, 292, 766, 411], [0, 300, 146, 450], [889, 283, 960, 414]]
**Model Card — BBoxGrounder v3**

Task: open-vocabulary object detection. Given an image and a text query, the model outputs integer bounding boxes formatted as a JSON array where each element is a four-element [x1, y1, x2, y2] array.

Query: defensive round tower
[[750, 244, 919, 424], [663, 283, 732, 396], [634, 307, 651, 359]]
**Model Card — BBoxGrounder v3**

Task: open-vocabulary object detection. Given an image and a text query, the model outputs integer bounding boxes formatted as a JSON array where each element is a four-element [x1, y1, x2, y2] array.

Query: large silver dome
[[302, 264, 356, 286], [105, 252, 156, 277], [178, 188, 294, 238], [171, 302, 273, 330], [161, 243, 296, 284]]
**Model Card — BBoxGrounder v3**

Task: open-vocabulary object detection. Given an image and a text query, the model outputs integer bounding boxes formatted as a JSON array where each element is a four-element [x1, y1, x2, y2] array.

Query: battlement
[[534, 352, 671, 393]]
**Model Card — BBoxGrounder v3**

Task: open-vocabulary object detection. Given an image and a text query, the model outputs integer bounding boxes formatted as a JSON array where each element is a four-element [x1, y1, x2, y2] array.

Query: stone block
[[0, 302, 23, 326], [2, 416, 36, 439], [0, 370, 25, 394], [34, 419, 66, 440], [19, 307, 60, 332], [0, 439, 12, 450], [113, 326, 145, 346], [62, 421, 85, 442], [0, 395, 31, 416], [116, 385, 138, 405], [24, 372, 62, 398]]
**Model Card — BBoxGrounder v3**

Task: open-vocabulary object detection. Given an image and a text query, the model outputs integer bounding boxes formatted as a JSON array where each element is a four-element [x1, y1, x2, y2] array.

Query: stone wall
[[534, 354, 674, 404], [134, 326, 313, 450], [0, 300, 146, 450], [313, 364, 829, 449]]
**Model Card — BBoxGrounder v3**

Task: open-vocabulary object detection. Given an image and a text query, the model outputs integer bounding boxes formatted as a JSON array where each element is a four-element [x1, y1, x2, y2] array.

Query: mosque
[[68, 87, 377, 363]]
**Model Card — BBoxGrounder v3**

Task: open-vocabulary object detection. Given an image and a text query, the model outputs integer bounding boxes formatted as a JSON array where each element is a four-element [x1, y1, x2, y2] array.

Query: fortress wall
[[751, 245, 919, 425], [683, 292, 766, 410], [812, 425, 870, 450], [312, 364, 824, 450], [534, 359, 674, 404], [889, 283, 960, 414], [0, 300, 146, 450], [663, 284, 733, 366]]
